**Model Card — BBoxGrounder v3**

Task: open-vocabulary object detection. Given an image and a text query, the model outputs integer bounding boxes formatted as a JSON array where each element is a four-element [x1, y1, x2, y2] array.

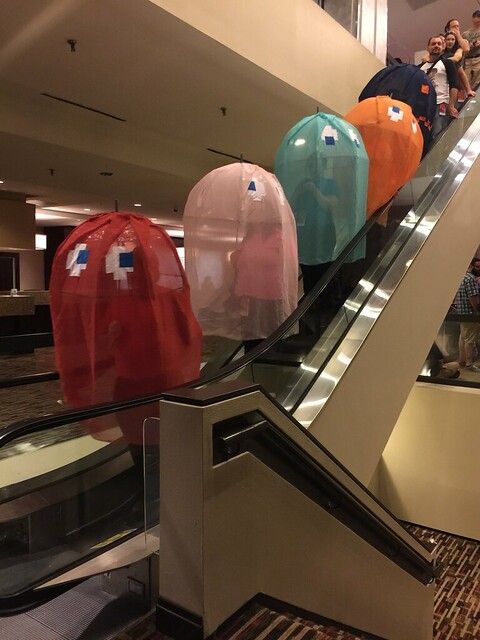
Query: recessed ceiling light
[[84, 208, 91, 211], [134, 203, 142, 207], [0, 180, 4, 184]]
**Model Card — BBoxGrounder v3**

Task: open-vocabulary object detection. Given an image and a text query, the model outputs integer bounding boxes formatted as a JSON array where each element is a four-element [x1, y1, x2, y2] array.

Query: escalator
[[1, 96, 480, 637], [0, 333, 244, 428]]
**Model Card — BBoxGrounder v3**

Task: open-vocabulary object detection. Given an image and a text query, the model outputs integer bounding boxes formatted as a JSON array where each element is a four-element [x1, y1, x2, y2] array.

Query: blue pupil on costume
[[119, 252, 133, 268], [77, 249, 89, 264]]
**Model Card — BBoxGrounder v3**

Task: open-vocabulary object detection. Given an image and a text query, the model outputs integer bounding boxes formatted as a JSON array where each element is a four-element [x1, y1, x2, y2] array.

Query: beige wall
[[371, 383, 480, 540], [389, 0, 472, 62], [20, 250, 45, 290], [159, 392, 434, 639], [0, 198, 35, 250], [150, 0, 383, 116]]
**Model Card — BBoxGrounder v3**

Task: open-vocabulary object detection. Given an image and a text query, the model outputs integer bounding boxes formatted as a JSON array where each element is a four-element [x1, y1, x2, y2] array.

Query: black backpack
[[359, 62, 437, 154]]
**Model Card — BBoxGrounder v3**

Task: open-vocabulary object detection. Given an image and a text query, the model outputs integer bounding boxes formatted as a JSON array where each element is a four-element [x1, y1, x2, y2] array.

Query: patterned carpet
[[0, 346, 56, 379], [407, 525, 480, 640], [0, 378, 63, 428], [212, 605, 372, 639], [119, 526, 479, 640], [0, 347, 62, 429], [119, 606, 373, 640]]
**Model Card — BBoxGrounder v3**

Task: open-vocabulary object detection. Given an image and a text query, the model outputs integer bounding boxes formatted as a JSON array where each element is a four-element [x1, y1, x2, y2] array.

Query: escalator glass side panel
[[0, 404, 159, 600], [292, 104, 480, 426], [6, 116, 478, 600], [195, 97, 480, 417], [0, 99, 479, 604], [1, 103, 479, 434], [420, 312, 480, 385]]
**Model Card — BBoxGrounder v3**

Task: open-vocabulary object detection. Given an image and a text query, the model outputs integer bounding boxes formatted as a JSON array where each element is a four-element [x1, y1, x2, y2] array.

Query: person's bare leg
[[465, 341, 475, 366], [458, 334, 466, 366], [459, 66, 475, 97]]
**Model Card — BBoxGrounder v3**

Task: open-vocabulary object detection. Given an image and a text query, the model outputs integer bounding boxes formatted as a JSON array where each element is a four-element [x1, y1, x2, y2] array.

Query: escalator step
[[404, 524, 480, 640], [0, 615, 65, 640], [2, 576, 150, 640]]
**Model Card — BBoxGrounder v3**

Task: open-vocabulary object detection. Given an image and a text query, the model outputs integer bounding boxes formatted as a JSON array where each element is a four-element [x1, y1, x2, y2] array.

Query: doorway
[[0, 252, 20, 291]]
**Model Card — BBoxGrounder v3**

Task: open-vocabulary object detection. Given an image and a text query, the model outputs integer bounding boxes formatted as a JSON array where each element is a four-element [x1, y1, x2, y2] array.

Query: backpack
[[359, 63, 437, 154]]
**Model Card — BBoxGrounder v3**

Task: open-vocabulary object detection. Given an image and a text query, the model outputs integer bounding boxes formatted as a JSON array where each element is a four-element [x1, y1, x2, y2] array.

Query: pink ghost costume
[[184, 163, 298, 341]]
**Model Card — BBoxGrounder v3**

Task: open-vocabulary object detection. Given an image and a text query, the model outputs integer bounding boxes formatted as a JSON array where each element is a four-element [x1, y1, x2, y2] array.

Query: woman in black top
[[444, 19, 475, 98]]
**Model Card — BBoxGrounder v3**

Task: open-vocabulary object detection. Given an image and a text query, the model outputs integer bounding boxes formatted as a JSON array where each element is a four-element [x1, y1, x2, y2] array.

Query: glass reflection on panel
[[0, 404, 157, 598]]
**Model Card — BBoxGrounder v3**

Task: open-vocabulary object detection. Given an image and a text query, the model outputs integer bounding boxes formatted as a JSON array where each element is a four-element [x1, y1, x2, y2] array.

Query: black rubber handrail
[[417, 375, 480, 389], [0, 86, 474, 611], [0, 200, 390, 446], [444, 312, 480, 322], [0, 331, 54, 353], [1, 88, 478, 445], [0, 371, 59, 388], [213, 412, 436, 584], [165, 379, 435, 558]]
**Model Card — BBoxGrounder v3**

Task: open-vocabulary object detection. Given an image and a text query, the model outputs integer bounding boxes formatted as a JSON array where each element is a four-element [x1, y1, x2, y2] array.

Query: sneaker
[[439, 365, 460, 379]]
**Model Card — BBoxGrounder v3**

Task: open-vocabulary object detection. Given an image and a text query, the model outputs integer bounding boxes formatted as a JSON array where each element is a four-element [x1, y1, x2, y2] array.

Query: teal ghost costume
[[275, 113, 369, 266]]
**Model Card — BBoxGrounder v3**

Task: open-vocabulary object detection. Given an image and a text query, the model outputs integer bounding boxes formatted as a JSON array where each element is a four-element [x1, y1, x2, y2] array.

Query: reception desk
[[0, 291, 49, 316], [0, 295, 35, 317], [0, 291, 51, 344]]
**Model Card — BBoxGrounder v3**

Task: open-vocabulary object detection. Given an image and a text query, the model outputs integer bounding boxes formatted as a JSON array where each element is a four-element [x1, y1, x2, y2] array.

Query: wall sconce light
[[35, 233, 47, 250]]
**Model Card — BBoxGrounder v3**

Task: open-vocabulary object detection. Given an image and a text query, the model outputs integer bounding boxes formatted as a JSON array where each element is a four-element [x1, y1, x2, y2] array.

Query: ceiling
[[0, 0, 320, 227]]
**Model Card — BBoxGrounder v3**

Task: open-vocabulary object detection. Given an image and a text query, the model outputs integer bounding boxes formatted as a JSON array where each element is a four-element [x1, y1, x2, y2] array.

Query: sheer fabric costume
[[345, 96, 424, 217], [184, 163, 298, 341], [275, 112, 369, 266], [50, 212, 202, 445]]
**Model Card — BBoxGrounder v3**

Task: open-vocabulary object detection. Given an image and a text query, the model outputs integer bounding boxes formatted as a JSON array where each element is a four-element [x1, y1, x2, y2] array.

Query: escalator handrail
[[206, 385, 437, 584], [0, 371, 59, 388], [166, 378, 436, 560], [285, 99, 480, 412], [2, 103, 474, 604], [191, 98, 480, 395], [1, 91, 478, 445], [0, 202, 390, 446]]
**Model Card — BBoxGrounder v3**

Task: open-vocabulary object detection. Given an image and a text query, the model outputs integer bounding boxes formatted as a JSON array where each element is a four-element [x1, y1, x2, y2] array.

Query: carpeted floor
[[213, 604, 371, 639], [0, 378, 63, 428], [0, 346, 56, 379], [407, 525, 480, 640], [0, 347, 62, 428], [119, 525, 479, 640]]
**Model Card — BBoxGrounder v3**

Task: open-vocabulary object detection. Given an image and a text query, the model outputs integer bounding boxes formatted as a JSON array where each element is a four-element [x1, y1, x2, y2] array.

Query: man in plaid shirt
[[455, 258, 480, 371]]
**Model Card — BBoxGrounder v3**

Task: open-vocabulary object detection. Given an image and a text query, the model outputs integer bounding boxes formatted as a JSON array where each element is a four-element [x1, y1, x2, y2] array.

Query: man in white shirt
[[420, 35, 460, 138]]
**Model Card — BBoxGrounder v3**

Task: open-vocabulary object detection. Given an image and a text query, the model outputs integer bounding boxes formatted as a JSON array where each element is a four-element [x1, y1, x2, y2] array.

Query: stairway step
[[404, 524, 480, 640], [214, 603, 372, 639]]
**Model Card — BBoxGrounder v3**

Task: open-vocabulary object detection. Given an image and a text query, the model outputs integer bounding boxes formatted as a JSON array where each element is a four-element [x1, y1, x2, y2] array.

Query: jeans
[[431, 103, 451, 139]]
